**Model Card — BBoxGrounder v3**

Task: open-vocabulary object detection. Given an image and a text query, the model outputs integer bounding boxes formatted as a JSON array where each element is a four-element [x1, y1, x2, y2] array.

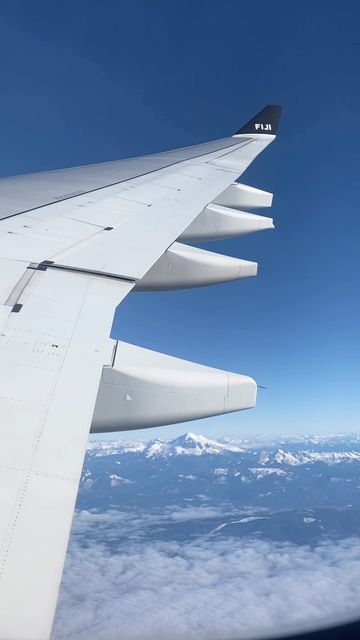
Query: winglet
[[235, 105, 282, 135]]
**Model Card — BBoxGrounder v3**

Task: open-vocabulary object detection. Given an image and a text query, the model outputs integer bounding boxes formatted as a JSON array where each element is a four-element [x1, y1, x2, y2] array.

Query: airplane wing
[[0, 105, 281, 639]]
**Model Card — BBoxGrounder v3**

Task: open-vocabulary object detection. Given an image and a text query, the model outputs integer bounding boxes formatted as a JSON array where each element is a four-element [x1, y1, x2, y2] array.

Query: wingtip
[[235, 105, 282, 136]]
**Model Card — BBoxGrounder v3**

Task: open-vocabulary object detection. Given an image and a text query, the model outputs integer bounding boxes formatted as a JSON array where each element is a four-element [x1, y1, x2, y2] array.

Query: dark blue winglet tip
[[235, 105, 282, 135]]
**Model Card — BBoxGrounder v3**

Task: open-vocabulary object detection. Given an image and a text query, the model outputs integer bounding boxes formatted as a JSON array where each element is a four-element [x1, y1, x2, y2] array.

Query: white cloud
[[53, 511, 360, 640], [168, 506, 230, 522]]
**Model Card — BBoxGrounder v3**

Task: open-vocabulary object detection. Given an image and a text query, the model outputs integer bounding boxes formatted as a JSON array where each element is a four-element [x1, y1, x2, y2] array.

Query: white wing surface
[[0, 105, 281, 639]]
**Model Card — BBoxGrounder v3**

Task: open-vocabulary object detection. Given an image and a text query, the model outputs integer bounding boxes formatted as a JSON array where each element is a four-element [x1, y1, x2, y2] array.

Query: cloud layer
[[53, 509, 360, 640]]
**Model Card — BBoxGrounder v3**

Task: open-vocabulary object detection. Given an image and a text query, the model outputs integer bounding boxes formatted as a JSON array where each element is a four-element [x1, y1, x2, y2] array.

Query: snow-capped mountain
[[77, 432, 360, 545], [88, 432, 360, 460], [86, 431, 360, 464], [145, 432, 246, 457], [87, 431, 245, 458]]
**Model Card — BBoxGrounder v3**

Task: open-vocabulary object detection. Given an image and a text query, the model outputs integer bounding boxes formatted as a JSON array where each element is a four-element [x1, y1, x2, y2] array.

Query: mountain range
[[76, 432, 360, 546]]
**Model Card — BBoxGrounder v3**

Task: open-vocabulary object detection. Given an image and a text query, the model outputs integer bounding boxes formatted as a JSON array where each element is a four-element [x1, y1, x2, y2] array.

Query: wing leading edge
[[0, 105, 281, 639]]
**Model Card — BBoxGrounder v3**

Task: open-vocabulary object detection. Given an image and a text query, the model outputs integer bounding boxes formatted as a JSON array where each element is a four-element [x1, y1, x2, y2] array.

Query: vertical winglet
[[235, 105, 282, 135]]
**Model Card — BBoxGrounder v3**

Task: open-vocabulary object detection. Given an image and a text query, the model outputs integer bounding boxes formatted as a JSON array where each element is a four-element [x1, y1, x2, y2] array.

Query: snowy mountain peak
[[145, 439, 166, 457], [146, 432, 246, 457], [184, 432, 210, 444], [172, 432, 222, 450], [144, 433, 223, 457]]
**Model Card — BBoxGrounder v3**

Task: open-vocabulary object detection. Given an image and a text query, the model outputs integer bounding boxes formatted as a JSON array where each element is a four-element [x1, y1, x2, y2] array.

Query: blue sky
[[1, 1, 359, 438]]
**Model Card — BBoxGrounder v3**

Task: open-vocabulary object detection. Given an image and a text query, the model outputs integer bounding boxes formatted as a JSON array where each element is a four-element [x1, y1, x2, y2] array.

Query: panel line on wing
[[0, 139, 243, 221], [31, 262, 138, 284]]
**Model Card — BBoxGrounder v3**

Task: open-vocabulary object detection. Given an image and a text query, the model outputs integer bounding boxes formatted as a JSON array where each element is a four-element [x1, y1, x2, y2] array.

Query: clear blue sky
[[1, 0, 359, 438]]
